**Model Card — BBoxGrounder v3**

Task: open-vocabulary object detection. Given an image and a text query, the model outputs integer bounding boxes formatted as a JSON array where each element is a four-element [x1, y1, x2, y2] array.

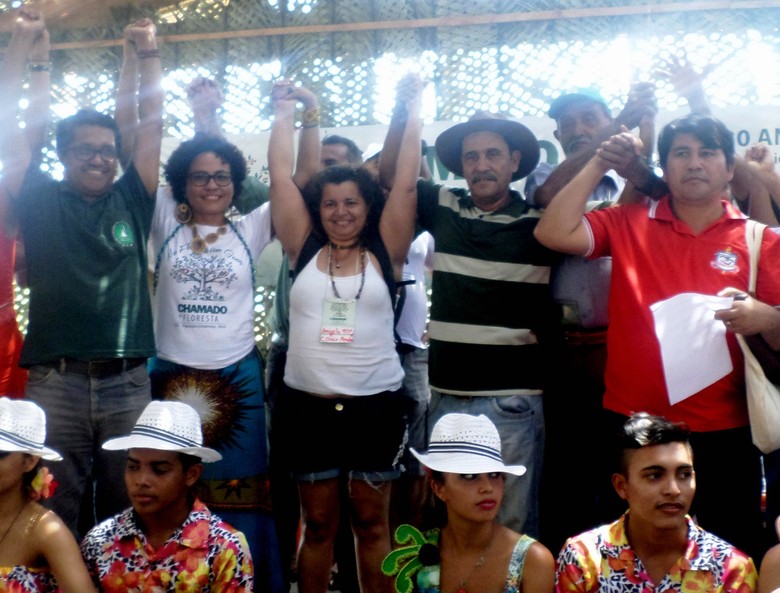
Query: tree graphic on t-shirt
[[170, 253, 237, 301]]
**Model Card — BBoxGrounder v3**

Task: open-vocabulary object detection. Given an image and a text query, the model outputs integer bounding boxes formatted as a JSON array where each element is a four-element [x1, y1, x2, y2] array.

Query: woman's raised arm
[[268, 83, 313, 266], [380, 74, 425, 275]]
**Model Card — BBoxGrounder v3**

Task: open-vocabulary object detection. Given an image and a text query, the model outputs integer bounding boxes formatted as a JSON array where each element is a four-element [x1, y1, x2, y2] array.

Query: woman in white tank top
[[269, 75, 425, 593]]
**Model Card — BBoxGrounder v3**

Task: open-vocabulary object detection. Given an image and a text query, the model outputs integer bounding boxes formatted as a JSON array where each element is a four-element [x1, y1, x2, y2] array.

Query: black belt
[[46, 357, 147, 378]]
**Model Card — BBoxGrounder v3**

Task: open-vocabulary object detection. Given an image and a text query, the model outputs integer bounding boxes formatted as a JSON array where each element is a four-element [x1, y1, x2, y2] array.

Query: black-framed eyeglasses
[[69, 145, 118, 162], [187, 171, 233, 187]]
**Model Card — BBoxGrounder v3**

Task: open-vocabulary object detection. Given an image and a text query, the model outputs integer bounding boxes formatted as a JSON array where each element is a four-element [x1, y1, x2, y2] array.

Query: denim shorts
[[278, 385, 406, 482]]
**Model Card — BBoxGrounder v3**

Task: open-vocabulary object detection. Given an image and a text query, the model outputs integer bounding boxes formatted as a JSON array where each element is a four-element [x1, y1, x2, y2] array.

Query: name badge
[[320, 298, 357, 343]]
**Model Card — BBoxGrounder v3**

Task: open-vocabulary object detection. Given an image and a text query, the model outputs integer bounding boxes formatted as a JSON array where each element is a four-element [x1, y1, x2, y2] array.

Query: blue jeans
[[428, 390, 544, 537], [400, 347, 430, 476], [26, 363, 151, 537]]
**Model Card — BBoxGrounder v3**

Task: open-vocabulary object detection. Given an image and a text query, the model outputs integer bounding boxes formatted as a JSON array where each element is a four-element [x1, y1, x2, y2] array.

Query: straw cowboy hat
[[434, 111, 540, 181]]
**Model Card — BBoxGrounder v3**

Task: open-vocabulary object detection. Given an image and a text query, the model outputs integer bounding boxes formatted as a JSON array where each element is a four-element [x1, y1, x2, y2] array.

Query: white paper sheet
[[650, 292, 734, 405]]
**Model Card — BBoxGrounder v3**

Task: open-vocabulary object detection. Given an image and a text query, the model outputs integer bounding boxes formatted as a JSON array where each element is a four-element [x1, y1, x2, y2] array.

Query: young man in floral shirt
[[555, 412, 756, 593], [80, 401, 254, 592]]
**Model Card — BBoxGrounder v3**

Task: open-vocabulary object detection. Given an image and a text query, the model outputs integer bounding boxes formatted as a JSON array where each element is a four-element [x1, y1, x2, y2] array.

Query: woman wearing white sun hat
[[384, 413, 555, 593], [0, 397, 97, 593]]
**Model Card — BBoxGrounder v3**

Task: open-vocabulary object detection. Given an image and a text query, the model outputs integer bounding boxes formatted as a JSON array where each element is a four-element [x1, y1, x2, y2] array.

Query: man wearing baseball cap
[[524, 84, 658, 553], [80, 401, 253, 592], [379, 96, 560, 538]]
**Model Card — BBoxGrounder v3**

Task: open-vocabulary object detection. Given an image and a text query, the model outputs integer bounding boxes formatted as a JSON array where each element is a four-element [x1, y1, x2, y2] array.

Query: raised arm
[[268, 83, 312, 265], [744, 143, 780, 225], [187, 76, 225, 138], [0, 9, 46, 203], [655, 54, 713, 116], [535, 132, 641, 254], [380, 74, 424, 274], [26, 25, 51, 164], [114, 25, 140, 171], [377, 84, 411, 192], [287, 83, 322, 189], [124, 19, 163, 195]]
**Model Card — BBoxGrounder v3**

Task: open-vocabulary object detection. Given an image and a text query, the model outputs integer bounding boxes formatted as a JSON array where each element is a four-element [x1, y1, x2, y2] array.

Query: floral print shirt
[[80, 499, 253, 592], [0, 566, 58, 592], [555, 513, 757, 593]]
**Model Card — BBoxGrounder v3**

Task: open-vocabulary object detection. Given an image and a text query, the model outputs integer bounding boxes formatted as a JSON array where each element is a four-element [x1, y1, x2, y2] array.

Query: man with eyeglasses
[[0, 11, 163, 537]]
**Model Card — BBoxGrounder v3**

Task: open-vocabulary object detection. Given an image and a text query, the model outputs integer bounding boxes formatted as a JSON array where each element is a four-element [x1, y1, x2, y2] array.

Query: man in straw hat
[[80, 401, 253, 592], [379, 95, 561, 537]]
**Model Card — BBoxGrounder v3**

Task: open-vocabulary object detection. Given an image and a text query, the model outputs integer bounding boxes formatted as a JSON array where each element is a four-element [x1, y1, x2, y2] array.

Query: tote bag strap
[[744, 219, 766, 296]]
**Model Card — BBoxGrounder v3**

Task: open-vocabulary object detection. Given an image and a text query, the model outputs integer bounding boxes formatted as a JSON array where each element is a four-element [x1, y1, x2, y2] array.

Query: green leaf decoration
[[381, 524, 440, 593]]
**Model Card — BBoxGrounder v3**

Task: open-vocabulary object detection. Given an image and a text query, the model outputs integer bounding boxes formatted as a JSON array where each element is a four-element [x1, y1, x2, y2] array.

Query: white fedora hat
[[411, 413, 526, 476], [0, 398, 62, 461], [103, 401, 222, 463]]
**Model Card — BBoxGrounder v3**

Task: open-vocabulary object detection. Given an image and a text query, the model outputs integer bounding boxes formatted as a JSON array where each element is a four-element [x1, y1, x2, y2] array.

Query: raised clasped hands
[[124, 18, 157, 52], [395, 72, 426, 115], [595, 128, 644, 177], [615, 81, 657, 130], [14, 8, 46, 46]]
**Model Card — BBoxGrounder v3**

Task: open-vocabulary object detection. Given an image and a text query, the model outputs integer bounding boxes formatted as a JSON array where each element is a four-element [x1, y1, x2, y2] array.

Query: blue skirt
[[149, 348, 284, 593]]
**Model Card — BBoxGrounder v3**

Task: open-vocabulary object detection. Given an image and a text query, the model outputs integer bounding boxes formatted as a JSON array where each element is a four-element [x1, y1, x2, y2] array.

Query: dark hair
[[616, 412, 691, 474], [164, 135, 248, 205], [322, 135, 364, 165], [22, 456, 42, 499], [178, 452, 203, 472], [55, 109, 122, 159], [657, 114, 735, 169], [301, 166, 386, 244], [178, 453, 206, 502], [423, 470, 449, 529]]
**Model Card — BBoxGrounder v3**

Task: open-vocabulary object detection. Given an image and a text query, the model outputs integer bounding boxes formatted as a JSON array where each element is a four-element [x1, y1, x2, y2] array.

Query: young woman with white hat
[[0, 397, 97, 592], [384, 413, 555, 593]]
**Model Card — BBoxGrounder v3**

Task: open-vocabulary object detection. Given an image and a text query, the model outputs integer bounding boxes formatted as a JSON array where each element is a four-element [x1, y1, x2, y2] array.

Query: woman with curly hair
[[148, 134, 282, 591]]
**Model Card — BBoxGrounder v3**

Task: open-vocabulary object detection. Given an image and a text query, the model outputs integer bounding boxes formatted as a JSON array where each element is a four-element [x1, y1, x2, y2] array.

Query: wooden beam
[[33, 1, 780, 51]]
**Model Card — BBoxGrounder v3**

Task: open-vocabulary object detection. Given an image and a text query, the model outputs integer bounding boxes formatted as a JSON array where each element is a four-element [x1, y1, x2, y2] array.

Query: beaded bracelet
[[302, 108, 321, 125], [136, 49, 160, 60]]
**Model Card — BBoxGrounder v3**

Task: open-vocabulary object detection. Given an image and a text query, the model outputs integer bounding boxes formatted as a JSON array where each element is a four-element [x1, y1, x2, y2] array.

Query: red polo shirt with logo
[[584, 197, 780, 431]]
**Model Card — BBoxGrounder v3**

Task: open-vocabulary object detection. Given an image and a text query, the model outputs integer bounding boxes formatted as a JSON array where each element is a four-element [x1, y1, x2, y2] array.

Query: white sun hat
[[411, 413, 526, 476], [0, 398, 62, 461], [103, 401, 222, 463]]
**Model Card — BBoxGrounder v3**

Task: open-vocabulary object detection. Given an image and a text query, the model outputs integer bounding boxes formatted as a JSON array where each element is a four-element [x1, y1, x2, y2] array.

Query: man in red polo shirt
[[535, 113, 780, 562]]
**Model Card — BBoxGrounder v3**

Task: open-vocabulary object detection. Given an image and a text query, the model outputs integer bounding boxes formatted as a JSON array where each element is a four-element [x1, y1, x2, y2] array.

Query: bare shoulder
[[521, 536, 556, 593], [759, 544, 780, 593], [526, 539, 556, 567], [29, 506, 77, 546]]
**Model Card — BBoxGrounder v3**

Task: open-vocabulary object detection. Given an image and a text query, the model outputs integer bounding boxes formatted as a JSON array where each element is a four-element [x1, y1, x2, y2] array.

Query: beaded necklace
[[327, 243, 366, 300]]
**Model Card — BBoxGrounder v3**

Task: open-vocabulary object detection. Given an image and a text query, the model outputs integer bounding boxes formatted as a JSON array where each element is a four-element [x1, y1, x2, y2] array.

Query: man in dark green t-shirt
[[0, 12, 163, 536]]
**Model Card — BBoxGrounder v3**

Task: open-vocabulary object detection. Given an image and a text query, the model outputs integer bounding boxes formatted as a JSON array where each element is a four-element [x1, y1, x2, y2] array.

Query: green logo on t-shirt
[[112, 221, 135, 247]]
